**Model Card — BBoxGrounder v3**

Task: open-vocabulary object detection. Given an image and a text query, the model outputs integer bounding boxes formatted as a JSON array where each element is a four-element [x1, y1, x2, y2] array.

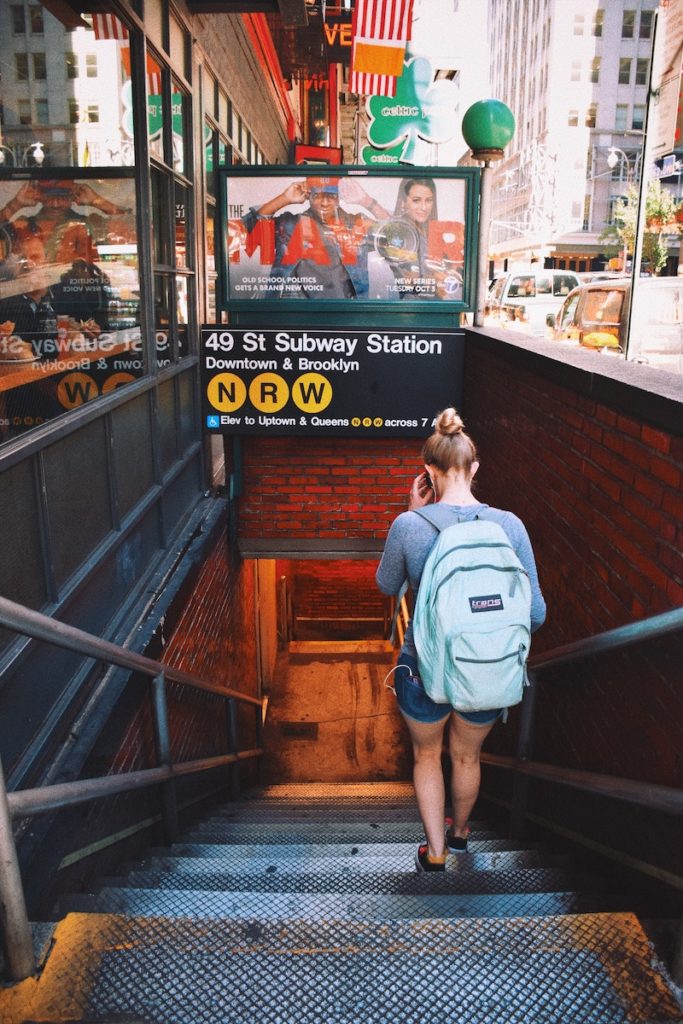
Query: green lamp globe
[[462, 99, 515, 161]]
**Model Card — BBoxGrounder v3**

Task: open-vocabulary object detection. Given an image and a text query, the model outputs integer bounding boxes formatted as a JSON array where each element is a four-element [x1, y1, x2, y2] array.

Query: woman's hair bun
[[435, 407, 464, 436]]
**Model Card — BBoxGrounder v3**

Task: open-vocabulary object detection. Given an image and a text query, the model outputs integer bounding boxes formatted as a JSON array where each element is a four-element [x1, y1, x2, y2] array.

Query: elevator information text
[[200, 326, 464, 436]]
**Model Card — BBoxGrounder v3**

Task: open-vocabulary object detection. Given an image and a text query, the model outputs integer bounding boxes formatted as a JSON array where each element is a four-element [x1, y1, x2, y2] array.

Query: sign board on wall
[[220, 166, 479, 313], [200, 325, 464, 436]]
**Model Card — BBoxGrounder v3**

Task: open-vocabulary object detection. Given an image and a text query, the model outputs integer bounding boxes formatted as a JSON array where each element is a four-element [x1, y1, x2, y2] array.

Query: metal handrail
[[528, 606, 683, 672], [506, 606, 683, 818], [0, 596, 264, 708], [503, 604, 683, 987], [0, 594, 267, 982]]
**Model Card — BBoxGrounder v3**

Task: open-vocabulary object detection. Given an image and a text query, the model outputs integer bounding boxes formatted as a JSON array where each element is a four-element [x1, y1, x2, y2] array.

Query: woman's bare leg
[[447, 713, 497, 838], [401, 712, 450, 857]]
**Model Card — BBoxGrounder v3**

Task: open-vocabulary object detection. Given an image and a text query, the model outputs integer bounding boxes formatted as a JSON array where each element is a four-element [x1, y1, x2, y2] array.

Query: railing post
[[509, 669, 538, 839], [0, 757, 35, 981], [227, 698, 240, 800], [151, 673, 178, 843]]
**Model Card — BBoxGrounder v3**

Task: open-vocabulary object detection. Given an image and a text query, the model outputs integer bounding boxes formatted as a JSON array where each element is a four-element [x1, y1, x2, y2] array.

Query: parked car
[[485, 269, 580, 336], [546, 277, 683, 371]]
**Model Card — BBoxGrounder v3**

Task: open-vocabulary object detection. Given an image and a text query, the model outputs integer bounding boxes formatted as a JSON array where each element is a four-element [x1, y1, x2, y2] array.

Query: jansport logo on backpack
[[412, 513, 532, 712]]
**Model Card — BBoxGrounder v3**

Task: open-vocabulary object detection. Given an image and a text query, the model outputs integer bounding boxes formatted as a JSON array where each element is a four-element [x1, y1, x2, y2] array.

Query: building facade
[[486, 0, 676, 274]]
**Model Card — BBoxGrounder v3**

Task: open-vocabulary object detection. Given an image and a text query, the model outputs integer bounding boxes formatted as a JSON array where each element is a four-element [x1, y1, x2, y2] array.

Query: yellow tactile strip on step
[[253, 781, 416, 799], [1, 912, 681, 1024]]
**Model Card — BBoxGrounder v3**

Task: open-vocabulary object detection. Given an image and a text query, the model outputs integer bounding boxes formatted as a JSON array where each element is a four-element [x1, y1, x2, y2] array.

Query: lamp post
[[607, 146, 636, 273], [0, 142, 45, 167], [461, 99, 516, 326]]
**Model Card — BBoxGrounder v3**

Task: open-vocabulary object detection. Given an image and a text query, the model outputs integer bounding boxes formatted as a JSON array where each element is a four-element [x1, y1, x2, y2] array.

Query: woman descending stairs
[[2, 783, 682, 1024]]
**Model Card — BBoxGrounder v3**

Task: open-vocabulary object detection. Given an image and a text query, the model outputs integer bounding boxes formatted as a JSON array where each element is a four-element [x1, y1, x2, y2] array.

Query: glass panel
[[176, 275, 189, 358], [151, 168, 171, 265], [205, 121, 216, 199], [0, 176, 142, 441], [0, 5, 135, 169], [171, 83, 188, 175], [154, 273, 171, 367], [175, 183, 189, 267], [148, 54, 165, 163], [43, 417, 112, 586], [111, 393, 154, 514], [169, 14, 188, 80]]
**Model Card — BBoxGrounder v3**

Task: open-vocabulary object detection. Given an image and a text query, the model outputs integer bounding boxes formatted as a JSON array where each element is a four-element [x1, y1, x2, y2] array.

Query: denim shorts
[[393, 653, 503, 726]]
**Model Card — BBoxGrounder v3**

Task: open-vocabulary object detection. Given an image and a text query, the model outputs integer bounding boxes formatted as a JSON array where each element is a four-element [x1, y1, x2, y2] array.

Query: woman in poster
[[380, 178, 464, 300]]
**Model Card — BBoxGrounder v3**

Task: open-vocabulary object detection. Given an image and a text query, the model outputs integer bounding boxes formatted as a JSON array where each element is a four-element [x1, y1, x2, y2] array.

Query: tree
[[601, 180, 682, 275]]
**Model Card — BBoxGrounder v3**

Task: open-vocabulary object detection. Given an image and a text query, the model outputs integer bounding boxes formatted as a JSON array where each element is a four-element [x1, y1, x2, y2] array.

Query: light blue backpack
[[412, 510, 532, 711]]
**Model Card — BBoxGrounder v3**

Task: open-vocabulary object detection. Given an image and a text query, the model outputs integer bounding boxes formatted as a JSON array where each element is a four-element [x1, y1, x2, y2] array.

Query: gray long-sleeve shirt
[[376, 501, 546, 658]]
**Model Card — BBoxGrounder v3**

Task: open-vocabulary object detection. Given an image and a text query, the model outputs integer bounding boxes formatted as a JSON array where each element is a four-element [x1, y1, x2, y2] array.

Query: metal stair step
[[81, 885, 619, 921], [136, 844, 544, 873], [11, 911, 682, 1024], [97, 864, 594, 896], [185, 821, 504, 844]]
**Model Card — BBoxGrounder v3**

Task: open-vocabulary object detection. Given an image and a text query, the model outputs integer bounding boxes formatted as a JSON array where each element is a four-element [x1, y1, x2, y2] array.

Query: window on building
[[15, 53, 29, 81], [640, 10, 653, 38], [593, 9, 604, 36], [636, 59, 649, 85], [619, 58, 631, 85], [586, 104, 597, 128], [591, 58, 601, 83], [0, 4, 142, 444], [29, 5, 44, 32], [622, 10, 635, 38], [607, 197, 620, 224], [632, 105, 645, 130], [35, 98, 49, 124], [568, 109, 579, 127], [615, 104, 628, 130], [86, 54, 98, 77], [582, 195, 591, 231], [574, 13, 585, 34], [571, 61, 581, 82], [11, 5, 26, 33], [32, 53, 47, 80]]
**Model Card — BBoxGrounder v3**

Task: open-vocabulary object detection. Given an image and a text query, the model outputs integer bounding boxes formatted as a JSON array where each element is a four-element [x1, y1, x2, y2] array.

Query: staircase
[[2, 783, 682, 1024]]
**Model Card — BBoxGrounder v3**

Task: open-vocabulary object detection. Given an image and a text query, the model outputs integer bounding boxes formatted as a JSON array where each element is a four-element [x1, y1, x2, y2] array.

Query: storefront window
[[0, 175, 141, 439]]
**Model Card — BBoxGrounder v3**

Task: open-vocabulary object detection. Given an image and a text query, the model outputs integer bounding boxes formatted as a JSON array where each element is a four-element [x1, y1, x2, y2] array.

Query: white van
[[486, 269, 580, 336]]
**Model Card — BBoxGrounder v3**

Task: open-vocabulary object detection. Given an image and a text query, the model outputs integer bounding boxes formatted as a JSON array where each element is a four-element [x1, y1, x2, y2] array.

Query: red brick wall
[[236, 335, 682, 791], [285, 560, 386, 619], [240, 436, 418, 541]]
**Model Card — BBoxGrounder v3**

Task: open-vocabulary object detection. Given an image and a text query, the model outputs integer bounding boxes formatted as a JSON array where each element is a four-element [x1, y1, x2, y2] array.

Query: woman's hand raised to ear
[[408, 472, 434, 511]]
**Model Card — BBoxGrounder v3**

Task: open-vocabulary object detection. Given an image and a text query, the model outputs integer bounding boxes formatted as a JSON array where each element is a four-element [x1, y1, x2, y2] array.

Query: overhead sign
[[200, 325, 463, 436]]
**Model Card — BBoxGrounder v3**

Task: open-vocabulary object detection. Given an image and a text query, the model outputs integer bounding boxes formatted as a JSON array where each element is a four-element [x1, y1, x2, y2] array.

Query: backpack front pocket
[[444, 625, 531, 711]]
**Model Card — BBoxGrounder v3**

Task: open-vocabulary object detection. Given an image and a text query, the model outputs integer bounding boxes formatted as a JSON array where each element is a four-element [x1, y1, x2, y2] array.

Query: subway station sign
[[200, 325, 463, 437]]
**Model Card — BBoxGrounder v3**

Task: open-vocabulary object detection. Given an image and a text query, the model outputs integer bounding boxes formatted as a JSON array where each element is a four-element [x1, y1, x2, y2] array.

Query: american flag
[[92, 14, 162, 97], [350, 0, 414, 97], [91, 13, 129, 42]]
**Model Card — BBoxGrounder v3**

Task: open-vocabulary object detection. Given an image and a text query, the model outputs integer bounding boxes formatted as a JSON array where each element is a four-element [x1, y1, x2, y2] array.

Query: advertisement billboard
[[220, 166, 479, 312]]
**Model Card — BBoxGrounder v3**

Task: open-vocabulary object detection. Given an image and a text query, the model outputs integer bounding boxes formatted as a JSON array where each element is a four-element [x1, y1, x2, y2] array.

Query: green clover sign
[[366, 56, 458, 164]]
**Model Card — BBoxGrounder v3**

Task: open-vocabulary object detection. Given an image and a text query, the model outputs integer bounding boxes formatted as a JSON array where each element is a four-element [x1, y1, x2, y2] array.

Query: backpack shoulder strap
[[412, 507, 443, 532]]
